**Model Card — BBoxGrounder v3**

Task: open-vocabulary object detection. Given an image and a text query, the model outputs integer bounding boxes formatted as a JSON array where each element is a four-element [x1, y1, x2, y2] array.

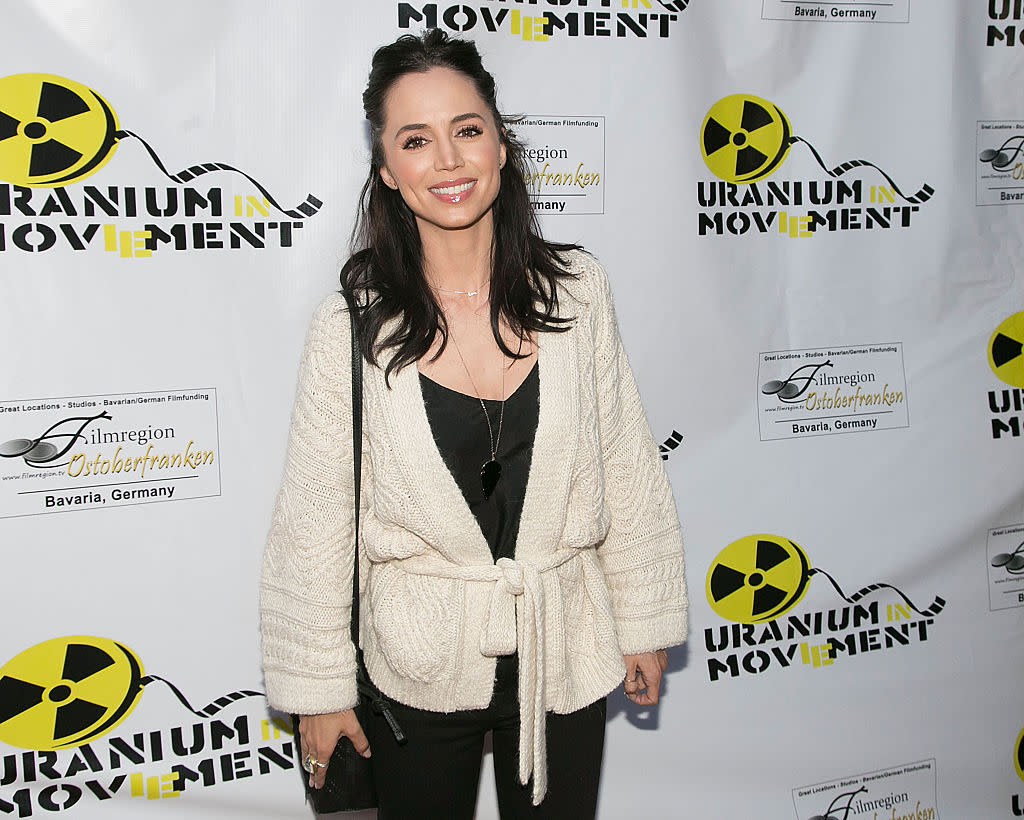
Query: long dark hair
[[341, 29, 579, 384]]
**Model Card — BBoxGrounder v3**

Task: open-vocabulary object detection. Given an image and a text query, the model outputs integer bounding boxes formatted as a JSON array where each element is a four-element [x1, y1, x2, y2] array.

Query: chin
[[418, 201, 495, 233]]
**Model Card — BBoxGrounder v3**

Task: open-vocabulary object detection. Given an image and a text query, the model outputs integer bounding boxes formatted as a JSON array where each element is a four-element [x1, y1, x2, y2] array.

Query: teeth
[[430, 181, 474, 195]]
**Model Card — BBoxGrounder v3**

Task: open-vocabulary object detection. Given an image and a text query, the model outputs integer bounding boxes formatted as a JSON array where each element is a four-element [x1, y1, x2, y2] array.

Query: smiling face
[[378, 66, 507, 241]]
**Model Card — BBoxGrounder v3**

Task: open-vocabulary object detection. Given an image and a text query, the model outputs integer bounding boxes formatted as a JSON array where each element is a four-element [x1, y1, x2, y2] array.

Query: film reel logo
[[701, 94, 791, 186], [989, 312, 1024, 390], [0, 636, 144, 751], [991, 539, 1024, 576], [0, 411, 110, 469], [979, 135, 1024, 173], [706, 535, 811, 624], [706, 534, 946, 625], [0, 74, 118, 188], [0, 635, 261, 752], [699, 93, 933, 204], [761, 359, 832, 404], [0, 72, 321, 218]]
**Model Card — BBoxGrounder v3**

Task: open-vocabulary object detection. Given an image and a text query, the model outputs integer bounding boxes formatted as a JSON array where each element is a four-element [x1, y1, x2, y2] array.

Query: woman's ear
[[499, 141, 507, 169], [379, 164, 399, 190]]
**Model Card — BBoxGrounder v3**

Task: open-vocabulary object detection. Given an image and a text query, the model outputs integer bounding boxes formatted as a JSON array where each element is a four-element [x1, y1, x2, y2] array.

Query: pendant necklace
[[448, 327, 504, 500]]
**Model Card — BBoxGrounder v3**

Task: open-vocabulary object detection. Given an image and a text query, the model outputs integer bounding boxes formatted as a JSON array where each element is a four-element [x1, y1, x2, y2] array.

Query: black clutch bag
[[292, 290, 405, 814], [291, 697, 374, 812]]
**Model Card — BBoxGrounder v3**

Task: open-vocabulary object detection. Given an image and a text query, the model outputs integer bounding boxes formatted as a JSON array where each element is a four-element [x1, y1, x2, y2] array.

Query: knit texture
[[260, 250, 688, 802]]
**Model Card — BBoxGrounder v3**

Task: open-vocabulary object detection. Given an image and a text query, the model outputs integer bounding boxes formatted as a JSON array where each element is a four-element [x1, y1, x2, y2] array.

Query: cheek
[[384, 152, 423, 190], [471, 143, 504, 175]]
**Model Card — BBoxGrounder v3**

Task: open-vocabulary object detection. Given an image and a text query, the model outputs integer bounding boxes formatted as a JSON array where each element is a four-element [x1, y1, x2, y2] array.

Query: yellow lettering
[[133, 230, 152, 258], [140, 443, 153, 478], [66, 453, 85, 477], [245, 196, 270, 217]]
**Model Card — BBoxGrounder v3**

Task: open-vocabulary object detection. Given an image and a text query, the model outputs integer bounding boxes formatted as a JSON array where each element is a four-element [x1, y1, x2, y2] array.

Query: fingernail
[[361, 749, 372, 758]]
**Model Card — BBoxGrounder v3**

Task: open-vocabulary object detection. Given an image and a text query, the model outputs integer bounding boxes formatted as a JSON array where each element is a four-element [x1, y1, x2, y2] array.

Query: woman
[[260, 29, 687, 819]]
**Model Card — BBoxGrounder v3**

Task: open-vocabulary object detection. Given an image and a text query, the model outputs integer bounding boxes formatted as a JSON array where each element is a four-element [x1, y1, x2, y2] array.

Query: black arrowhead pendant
[[480, 459, 502, 499]]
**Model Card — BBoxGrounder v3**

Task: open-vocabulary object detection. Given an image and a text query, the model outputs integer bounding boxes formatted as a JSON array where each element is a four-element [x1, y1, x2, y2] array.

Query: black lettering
[[704, 626, 729, 653], [707, 655, 739, 681], [145, 187, 178, 217], [210, 715, 249, 750], [398, 2, 437, 29], [58, 223, 100, 251], [0, 787, 32, 818], [183, 187, 221, 217], [228, 222, 265, 248], [37, 784, 81, 813], [257, 744, 294, 775], [108, 735, 146, 767], [616, 11, 646, 36], [442, 4, 476, 30], [84, 775, 127, 801], [82, 186, 120, 217], [989, 24, 1017, 45], [62, 745, 102, 777], [171, 723, 205, 757], [12, 224, 56, 252], [38, 189, 76, 217], [993, 417, 1022, 438]]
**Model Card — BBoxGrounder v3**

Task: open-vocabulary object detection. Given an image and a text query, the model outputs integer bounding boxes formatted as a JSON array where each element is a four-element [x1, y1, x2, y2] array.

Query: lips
[[428, 178, 477, 203]]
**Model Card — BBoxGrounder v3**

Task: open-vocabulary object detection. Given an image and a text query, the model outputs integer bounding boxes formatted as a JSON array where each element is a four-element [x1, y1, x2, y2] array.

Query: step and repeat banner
[[1, 1, 1021, 818]]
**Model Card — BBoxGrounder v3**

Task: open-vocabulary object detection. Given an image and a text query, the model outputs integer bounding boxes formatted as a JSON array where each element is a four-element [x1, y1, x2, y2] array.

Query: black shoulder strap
[[343, 289, 363, 648]]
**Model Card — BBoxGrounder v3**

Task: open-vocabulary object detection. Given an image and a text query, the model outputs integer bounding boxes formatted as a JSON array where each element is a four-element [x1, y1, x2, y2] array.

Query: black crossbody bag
[[292, 291, 406, 813]]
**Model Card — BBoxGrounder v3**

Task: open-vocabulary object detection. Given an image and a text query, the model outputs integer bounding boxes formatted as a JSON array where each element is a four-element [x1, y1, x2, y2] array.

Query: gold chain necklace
[[430, 278, 489, 298], [425, 274, 485, 296]]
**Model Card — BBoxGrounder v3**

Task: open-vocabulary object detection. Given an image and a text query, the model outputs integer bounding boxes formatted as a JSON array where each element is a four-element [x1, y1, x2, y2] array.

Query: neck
[[418, 211, 494, 293]]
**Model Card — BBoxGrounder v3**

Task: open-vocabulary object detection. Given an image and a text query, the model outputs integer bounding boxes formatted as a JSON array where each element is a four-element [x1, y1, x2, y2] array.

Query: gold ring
[[302, 753, 327, 773]]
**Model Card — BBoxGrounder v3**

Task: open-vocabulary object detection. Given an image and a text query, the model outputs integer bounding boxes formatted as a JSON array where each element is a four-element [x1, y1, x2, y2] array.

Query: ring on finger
[[302, 753, 328, 774]]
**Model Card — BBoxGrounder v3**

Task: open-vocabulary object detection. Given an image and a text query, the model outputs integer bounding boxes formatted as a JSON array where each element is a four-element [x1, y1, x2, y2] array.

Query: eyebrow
[[394, 112, 485, 138]]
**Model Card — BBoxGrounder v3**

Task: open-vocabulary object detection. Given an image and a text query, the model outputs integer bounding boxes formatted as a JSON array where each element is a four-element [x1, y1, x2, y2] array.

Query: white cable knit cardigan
[[260, 250, 687, 804]]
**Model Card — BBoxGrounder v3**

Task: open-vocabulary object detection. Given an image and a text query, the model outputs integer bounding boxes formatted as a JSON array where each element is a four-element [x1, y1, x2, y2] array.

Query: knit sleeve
[[259, 293, 359, 715], [585, 256, 689, 655]]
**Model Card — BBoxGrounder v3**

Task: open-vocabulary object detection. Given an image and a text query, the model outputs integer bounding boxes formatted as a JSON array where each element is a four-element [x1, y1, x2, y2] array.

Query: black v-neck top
[[419, 362, 540, 562]]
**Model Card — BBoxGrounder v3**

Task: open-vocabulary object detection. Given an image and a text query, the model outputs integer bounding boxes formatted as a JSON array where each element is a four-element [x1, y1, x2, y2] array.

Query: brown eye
[[457, 125, 483, 138], [402, 135, 428, 150]]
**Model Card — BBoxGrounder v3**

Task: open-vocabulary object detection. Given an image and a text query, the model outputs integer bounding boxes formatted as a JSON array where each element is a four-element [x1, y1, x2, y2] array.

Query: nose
[[434, 134, 463, 172]]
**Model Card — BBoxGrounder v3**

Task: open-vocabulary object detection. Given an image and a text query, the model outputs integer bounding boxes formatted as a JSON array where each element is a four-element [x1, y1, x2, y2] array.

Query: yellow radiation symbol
[[1016, 725, 1024, 783], [0, 73, 119, 188], [0, 635, 144, 751], [700, 94, 791, 184], [706, 534, 811, 623], [990, 312, 1024, 389]]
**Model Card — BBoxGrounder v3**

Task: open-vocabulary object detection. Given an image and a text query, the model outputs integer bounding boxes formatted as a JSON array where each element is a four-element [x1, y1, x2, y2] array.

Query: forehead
[[383, 66, 492, 130]]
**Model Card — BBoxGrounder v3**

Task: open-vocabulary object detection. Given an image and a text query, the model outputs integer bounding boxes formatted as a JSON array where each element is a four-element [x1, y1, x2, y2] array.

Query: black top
[[419, 362, 539, 562]]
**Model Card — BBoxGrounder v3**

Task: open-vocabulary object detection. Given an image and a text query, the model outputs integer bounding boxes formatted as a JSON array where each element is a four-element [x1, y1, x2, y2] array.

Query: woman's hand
[[298, 709, 371, 789], [622, 649, 668, 706]]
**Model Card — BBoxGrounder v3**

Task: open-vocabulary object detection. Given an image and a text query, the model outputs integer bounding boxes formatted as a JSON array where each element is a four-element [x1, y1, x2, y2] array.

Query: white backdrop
[[1, 2, 1022, 818]]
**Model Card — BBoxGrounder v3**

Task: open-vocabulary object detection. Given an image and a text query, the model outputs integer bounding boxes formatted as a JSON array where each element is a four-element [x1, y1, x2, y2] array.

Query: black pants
[[364, 656, 606, 819]]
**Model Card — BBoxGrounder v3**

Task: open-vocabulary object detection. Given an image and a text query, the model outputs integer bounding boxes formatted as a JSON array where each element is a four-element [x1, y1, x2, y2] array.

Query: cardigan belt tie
[[481, 556, 547, 804], [479, 551, 581, 805], [403, 549, 579, 805]]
